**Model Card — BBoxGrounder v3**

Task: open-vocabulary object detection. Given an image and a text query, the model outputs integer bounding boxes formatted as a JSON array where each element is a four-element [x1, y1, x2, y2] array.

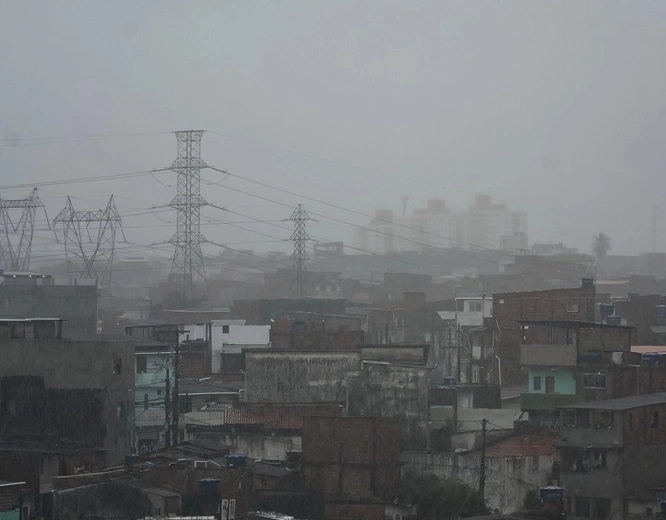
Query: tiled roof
[[225, 403, 343, 430], [485, 433, 559, 458]]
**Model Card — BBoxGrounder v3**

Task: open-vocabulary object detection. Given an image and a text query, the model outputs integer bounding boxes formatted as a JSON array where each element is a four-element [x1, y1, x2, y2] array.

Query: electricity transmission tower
[[289, 204, 312, 298], [168, 130, 209, 298], [53, 195, 124, 285], [0, 188, 48, 271]]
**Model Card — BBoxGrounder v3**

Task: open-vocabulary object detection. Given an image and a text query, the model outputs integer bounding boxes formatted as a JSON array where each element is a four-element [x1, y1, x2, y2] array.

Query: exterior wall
[[302, 416, 401, 503], [245, 351, 361, 404], [270, 315, 364, 350], [347, 364, 429, 449], [0, 339, 134, 465], [401, 450, 555, 514], [360, 345, 428, 364], [527, 367, 576, 394], [0, 282, 97, 339], [211, 322, 270, 373], [560, 404, 666, 516], [135, 351, 172, 451], [0, 450, 105, 495], [492, 285, 596, 386], [187, 430, 301, 461], [521, 344, 577, 367], [623, 403, 666, 446], [141, 466, 252, 519]]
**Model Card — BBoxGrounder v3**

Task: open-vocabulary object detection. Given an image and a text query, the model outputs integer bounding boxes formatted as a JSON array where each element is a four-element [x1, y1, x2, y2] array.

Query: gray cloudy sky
[[1, 1, 666, 267]]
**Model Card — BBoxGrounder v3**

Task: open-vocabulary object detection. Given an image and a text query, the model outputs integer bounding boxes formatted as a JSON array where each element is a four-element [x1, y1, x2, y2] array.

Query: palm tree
[[591, 233, 611, 274]]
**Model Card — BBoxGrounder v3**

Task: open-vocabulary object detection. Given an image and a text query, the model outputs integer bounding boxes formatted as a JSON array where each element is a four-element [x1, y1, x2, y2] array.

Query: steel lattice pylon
[[168, 130, 208, 297], [0, 188, 47, 271], [53, 195, 124, 285], [289, 204, 312, 298]]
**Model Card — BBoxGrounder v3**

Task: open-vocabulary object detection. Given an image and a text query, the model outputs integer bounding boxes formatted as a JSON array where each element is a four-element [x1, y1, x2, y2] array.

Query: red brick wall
[[624, 403, 666, 446], [493, 286, 596, 386], [302, 416, 400, 502], [179, 349, 208, 378]]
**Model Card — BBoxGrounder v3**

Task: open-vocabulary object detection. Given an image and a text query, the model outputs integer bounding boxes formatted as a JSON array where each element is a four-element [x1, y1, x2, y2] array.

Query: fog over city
[[2, 1, 666, 266], [6, 4, 666, 520]]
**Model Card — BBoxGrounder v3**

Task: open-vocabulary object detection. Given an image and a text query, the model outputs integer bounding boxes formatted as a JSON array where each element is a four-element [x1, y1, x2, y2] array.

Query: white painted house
[[210, 320, 270, 373]]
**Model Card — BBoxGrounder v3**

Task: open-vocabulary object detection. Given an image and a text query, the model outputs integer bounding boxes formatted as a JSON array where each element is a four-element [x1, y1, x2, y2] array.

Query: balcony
[[520, 344, 577, 367], [521, 392, 577, 411]]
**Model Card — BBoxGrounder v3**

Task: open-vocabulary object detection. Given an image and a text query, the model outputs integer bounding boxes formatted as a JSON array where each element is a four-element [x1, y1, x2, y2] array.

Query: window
[[222, 325, 230, 333], [136, 355, 147, 374], [533, 376, 542, 391], [566, 299, 579, 313], [154, 507, 161, 516], [583, 373, 606, 389], [113, 358, 122, 375], [646, 508, 654, 516], [469, 301, 482, 312], [651, 411, 659, 428]]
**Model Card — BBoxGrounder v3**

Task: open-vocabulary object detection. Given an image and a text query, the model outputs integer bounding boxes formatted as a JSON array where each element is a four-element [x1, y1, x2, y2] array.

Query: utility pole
[[480, 418, 487, 500], [172, 345, 180, 445], [289, 204, 311, 298], [456, 324, 462, 383], [168, 130, 209, 298], [164, 368, 171, 447]]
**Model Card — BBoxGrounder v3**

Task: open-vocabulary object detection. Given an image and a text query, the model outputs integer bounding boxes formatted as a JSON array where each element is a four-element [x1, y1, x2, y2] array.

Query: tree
[[399, 471, 488, 520]]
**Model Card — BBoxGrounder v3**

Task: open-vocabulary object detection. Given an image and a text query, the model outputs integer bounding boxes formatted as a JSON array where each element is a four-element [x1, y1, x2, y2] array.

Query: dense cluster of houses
[[4, 263, 666, 519]]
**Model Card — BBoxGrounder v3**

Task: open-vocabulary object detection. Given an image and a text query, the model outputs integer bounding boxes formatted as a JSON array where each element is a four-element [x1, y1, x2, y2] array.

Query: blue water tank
[[199, 478, 219, 494], [225, 453, 248, 467]]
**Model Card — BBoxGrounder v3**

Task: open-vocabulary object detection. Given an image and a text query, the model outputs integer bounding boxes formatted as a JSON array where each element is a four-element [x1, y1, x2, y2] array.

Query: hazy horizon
[[2, 2, 666, 271]]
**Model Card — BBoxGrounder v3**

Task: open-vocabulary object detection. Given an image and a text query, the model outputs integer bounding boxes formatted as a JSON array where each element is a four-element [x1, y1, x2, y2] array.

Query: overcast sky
[[1, 1, 666, 267]]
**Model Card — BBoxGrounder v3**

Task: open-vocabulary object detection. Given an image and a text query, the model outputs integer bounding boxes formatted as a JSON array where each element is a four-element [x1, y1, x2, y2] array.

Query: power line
[[0, 168, 171, 191]]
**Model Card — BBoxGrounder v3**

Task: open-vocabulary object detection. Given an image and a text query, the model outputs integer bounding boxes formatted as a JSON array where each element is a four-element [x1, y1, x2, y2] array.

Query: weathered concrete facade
[[347, 362, 430, 449], [401, 444, 557, 514], [245, 350, 361, 403], [0, 338, 135, 466]]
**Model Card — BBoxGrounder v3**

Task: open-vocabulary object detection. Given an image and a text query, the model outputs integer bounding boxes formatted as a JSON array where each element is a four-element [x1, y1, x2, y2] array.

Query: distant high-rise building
[[354, 195, 527, 254]]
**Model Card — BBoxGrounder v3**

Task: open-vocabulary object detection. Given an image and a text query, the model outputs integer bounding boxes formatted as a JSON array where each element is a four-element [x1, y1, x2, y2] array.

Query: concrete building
[[558, 393, 666, 519], [211, 320, 270, 373], [302, 416, 401, 503], [492, 279, 598, 386], [347, 361, 430, 449], [458, 195, 527, 252], [0, 320, 135, 469], [354, 196, 527, 254], [519, 319, 634, 426], [0, 272, 97, 339], [244, 350, 361, 404], [270, 313, 364, 350], [401, 432, 559, 514], [134, 340, 173, 453], [185, 403, 343, 460]]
